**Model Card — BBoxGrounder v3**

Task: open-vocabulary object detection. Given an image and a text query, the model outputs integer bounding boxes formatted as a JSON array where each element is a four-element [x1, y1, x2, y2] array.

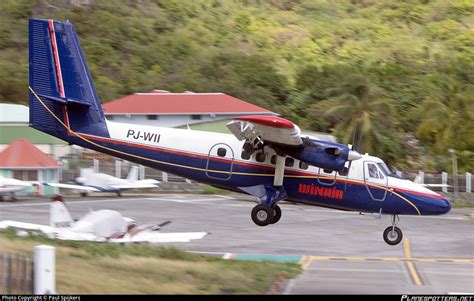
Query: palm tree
[[310, 77, 394, 155], [416, 80, 473, 153]]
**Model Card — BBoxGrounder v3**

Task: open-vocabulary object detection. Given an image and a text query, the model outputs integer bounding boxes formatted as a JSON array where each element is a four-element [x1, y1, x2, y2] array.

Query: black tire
[[117, 191, 122, 197], [270, 205, 282, 224], [80, 192, 88, 197], [383, 226, 403, 246], [251, 204, 273, 226]]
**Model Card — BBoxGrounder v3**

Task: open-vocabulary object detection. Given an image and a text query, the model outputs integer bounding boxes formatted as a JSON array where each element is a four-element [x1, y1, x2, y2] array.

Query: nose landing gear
[[383, 215, 403, 245]]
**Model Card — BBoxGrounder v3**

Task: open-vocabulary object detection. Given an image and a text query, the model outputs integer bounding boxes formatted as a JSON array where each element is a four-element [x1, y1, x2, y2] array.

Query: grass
[[0, 229, 300, 294], [199, 185, 230, 195]]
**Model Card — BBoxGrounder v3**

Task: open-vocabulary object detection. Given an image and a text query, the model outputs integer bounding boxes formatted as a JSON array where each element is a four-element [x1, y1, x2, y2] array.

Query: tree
[[311, 77, 395, 156], [416, 79, 474, 154]]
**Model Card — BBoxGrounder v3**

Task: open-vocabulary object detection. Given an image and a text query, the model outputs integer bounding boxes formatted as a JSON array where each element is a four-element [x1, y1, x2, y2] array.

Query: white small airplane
[[0, 197, 208, 243], [0, 176, 34, 201], [46, 166, 159, 196]]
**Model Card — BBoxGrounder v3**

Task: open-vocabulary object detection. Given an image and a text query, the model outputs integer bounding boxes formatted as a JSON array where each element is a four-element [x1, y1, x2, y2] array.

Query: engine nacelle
[[285, 139, 350, 172]]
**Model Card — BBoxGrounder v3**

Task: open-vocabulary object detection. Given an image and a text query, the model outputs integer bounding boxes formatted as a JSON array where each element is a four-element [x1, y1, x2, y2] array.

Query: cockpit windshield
[[377, 162, 399, 178]]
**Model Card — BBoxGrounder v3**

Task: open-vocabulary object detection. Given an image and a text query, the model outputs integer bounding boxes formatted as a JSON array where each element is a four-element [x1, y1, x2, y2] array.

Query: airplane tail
[[29, 18, 109, 141], [126, 166, 139, 181], [50, 196, 74, 228]]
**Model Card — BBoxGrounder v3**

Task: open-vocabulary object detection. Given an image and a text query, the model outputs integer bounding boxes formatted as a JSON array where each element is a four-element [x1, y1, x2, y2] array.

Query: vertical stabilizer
[[50, 199, 74, 228], [29, 18, 109, 140]]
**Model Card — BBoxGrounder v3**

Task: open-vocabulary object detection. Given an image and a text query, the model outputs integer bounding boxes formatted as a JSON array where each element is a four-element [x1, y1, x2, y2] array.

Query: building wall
[[0, 169, 59, 196]]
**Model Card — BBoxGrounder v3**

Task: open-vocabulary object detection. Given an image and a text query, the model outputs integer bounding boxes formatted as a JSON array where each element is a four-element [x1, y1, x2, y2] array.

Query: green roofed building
[[0, 104, 74, 159]]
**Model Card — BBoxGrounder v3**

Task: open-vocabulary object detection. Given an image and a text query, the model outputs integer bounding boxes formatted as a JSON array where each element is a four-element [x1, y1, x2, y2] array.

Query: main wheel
[[383, 226, 403, 246], [270, 205, 282, 224], [251, 205, 273, 226]]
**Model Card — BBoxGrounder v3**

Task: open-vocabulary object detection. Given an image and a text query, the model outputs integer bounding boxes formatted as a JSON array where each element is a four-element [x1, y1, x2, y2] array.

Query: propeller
[[341, 123, 363, 177]]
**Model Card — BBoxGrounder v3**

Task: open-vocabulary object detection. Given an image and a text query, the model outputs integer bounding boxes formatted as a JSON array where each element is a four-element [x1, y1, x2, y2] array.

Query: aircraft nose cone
[[437, 197, 451, 215], [348, 150, 362, 161]]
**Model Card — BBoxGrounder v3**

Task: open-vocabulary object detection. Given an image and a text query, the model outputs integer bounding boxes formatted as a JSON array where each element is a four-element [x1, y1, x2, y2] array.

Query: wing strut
[[274, 155, 285, 186]]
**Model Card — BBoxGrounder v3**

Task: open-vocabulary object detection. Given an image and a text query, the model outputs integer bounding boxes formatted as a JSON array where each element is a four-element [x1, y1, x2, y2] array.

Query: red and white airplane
[[26, 18, 450, 246]]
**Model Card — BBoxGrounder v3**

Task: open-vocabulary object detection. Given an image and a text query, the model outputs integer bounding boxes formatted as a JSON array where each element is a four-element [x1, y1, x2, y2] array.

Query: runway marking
[[299, 256, 312, 270], [404, 238, 423, 286], [304, 256, 474, 263]]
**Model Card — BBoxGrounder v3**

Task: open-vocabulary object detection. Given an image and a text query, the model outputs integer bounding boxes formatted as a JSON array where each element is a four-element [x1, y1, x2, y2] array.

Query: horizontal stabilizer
[[38, 94, 91, 107]]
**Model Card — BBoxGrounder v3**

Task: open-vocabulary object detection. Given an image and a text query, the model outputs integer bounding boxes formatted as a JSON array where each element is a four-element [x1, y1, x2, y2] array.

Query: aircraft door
[[206, 143, 234, 180], [363, 161, 388, 201]]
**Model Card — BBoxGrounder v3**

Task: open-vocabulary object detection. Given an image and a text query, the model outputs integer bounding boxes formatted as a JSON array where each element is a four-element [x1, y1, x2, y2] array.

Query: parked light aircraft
[[0, 197, 207, 243], [0, 176, 34, 201], [27, 18, 450, 245], [46, 166, 159, 196]]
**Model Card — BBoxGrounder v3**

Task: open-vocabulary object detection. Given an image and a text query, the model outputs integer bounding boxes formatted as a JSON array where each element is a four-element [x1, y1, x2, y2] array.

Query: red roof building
[[0, 138, 59, 169], [0, 138, 60, 196], [102, 90, 276, 128]]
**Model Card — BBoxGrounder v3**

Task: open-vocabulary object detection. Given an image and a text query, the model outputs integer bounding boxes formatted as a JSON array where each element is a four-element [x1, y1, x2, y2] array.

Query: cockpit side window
[[367, 163, 383, 179]]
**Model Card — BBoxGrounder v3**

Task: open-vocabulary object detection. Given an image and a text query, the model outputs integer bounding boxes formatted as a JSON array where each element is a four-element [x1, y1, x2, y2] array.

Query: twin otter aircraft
[[28, 19, 450, 246]]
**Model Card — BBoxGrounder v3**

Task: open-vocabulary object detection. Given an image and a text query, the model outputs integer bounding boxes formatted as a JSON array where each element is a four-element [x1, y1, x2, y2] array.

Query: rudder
[[29, 18, 109, 139]]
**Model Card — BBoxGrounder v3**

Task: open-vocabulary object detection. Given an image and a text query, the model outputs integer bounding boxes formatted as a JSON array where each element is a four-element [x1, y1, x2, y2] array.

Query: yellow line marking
[[404, 238, 412, 260], [299, 256, 313, 270], [404, 239, 422, 286], [406, 261, 422, 286]]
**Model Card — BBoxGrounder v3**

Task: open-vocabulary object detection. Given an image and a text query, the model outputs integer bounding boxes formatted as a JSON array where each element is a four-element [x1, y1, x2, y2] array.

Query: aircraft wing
[[110, 231, 208, 243], [44, 183, 100, 191], [227, 115, 302, 147], [109, 183, 158, 190], [0, 220, 55, 233], [226, 115, 361, 172], [0, 220, 104, 241]]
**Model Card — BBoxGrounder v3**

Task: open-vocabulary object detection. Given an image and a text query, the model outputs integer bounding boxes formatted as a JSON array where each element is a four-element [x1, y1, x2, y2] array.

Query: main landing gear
[[251, 204, 282, 226], [250, 185, 287, 227], [383, 214, 403, 246]]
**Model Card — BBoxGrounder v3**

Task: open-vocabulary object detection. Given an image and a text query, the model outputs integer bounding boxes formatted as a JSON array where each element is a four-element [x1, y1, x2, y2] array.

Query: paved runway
[[0, 193, 473, 294]]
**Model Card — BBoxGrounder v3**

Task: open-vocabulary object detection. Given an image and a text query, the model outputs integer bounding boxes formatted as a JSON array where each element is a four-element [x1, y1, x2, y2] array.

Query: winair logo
[[298, 184, 344, 200], [127, 129, 161, 143]]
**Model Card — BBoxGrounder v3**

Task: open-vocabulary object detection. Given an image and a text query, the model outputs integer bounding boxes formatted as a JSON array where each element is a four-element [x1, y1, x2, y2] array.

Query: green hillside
[[0, 0, 472, 171]]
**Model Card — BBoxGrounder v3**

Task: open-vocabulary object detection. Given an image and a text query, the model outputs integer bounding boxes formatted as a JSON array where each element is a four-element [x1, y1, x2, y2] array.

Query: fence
[[60, 159, 190, 184], [0, 251, 33, 294], [400, 171, 473, 193]]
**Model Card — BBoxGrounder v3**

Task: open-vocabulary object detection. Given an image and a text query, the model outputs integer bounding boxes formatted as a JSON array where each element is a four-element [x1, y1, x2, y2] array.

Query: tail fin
[[29, 18, 109, 140], [50, 198, 74, 228], [126, 166, 139, 181]]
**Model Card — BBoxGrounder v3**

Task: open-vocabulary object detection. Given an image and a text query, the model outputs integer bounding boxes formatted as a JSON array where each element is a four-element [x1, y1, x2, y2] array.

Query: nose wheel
[[251, 204, 282, 226], [383, 215, 403, 245]]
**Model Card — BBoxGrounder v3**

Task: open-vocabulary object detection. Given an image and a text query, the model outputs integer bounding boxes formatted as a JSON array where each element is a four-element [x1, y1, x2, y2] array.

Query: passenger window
[[299, 161, 308, 170], [217, 148, 226, 157], [271, 155, 277, 165], [368, 163, 380, 179], [241, 151, 251, 160], [256, 152, 266, 162], [285, 158, 294, 167]]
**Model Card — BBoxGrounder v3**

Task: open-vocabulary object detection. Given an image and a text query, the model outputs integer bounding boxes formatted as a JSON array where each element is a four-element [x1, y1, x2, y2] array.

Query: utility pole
[[449, 149, 459, 200]]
